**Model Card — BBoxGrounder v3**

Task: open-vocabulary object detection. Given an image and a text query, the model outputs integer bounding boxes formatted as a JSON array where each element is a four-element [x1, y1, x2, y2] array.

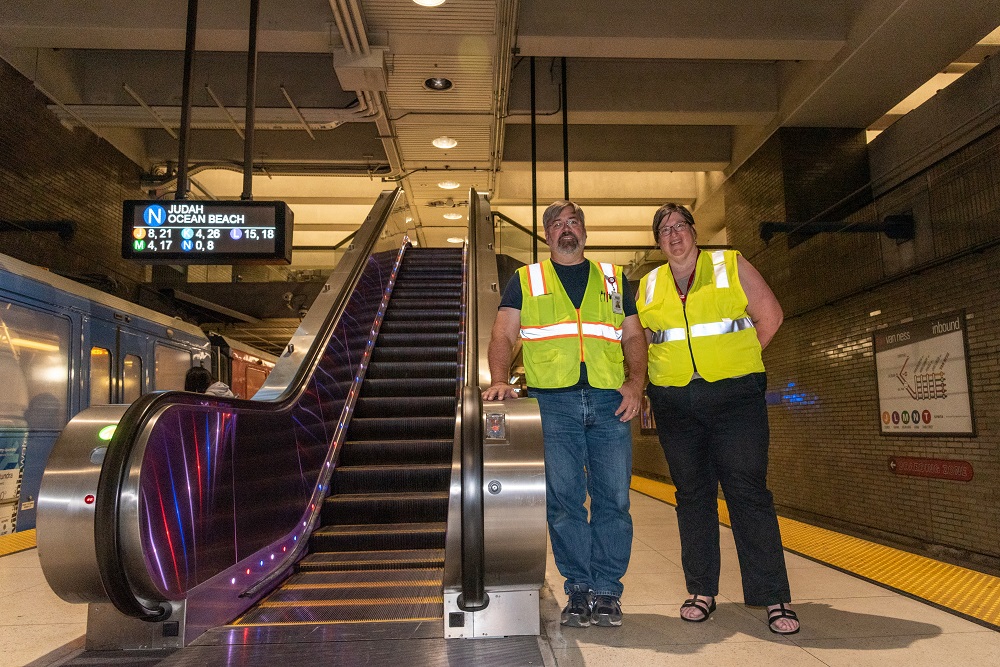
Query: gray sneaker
[[592, 595, 623, 627], [560, 589, 592, 627]]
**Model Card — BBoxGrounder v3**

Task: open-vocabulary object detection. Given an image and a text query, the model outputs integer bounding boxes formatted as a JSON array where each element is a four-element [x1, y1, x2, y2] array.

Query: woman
[[636, 203, 799, 635]]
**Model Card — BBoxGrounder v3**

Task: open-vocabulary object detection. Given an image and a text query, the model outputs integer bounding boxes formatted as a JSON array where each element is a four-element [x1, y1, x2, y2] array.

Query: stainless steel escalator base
[[167, 636, 545, 665], [192, 618, 444, 645]]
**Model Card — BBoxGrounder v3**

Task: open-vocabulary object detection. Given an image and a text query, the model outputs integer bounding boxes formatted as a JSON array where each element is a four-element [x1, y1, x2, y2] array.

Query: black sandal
[[680, 595, 716, 622], [767, 603, 800, 635]]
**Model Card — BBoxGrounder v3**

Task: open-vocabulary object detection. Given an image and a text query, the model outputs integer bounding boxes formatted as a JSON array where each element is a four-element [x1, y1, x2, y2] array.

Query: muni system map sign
[[873, 310, 975, 436]]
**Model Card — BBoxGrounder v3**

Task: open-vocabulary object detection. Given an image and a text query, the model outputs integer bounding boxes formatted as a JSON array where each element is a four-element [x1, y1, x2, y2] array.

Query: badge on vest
[[611, 292, 623, 314]]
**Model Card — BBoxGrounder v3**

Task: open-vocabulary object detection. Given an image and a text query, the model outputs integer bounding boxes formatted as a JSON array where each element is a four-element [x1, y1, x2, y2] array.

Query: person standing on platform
[[482, 200, 647, 628], [185, 365, 236, 397], [636, 203, 799, 634]]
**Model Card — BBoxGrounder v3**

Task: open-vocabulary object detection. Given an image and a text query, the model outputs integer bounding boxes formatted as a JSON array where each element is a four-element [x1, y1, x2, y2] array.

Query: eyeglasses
[[549, 217, 582, 231], [658, 221, 690, 237]]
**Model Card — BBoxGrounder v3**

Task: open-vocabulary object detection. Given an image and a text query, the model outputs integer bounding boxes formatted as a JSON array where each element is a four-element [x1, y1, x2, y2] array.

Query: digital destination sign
[[122, 200, 293, 264]]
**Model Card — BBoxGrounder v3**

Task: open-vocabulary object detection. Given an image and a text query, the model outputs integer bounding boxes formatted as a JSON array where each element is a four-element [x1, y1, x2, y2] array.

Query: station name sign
[[122, 200, 293, 264]]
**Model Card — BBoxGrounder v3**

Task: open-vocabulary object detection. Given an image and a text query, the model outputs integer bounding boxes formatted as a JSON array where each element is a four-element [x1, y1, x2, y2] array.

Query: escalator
[[36, 190, 547, 662], [228, 248, 461, 635]]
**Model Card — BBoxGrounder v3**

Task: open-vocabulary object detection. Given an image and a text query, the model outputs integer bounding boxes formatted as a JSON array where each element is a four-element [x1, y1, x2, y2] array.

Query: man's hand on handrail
[[482, 382, 519, 401]]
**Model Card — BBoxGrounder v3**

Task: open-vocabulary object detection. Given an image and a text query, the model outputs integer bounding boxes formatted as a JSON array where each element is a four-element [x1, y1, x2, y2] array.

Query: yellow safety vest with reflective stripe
[[518, 260, 625, 389], [637, 249, 764, 386]]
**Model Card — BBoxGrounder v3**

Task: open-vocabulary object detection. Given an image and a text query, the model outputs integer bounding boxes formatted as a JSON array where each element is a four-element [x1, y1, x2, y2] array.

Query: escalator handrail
[[457, 189, 488, 611], [93, 188, 404, 620]]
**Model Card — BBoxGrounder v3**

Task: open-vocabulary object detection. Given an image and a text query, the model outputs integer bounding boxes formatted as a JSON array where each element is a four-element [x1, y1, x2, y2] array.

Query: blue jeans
[[647, 373, 791, 606], [530, 387, 633, 597]]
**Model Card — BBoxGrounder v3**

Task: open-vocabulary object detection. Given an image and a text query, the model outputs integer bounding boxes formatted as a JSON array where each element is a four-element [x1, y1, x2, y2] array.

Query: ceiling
[[1, 0, 998, 352]]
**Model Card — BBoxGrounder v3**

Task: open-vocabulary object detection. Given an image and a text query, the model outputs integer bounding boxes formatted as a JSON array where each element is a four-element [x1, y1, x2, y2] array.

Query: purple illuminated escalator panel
[[137, 252, 396, 598]]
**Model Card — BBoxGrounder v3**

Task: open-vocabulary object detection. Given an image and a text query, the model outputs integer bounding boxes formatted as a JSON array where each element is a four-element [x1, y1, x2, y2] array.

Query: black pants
[[647, 373, 791, 606]]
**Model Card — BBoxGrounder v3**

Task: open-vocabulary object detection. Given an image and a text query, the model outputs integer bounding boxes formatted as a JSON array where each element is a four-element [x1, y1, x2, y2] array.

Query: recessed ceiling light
[[447, 237, 465, 244], [438, 180, 460, 189], [424, 77, 453, 91], [443, 212, 463, 220], [432, 136, 458, 149], [414, 0, 446, 6]]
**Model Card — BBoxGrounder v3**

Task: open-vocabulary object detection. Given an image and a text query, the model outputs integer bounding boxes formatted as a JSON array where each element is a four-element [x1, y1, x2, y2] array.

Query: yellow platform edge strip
[[632, 475, 1000, 629], [0, 529, 36, 557]]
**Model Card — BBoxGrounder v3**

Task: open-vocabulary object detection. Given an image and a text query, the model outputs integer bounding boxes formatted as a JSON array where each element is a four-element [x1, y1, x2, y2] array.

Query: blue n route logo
[[181, 239, 194, 251], [143, 204, 166, 227]]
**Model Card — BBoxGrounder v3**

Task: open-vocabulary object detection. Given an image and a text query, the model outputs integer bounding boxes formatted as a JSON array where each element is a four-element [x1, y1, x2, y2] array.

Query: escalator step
[[311, 521, 446, 551], [390, 286, 461, 298], [374, 332, 458, 347], [262, 580, 441, 604], [322, 491, 449, 524], [332, 463, 452, 493], [234, 598, 443, 625], [364, 361, 457, 379], [338, 439, 453, 466], [371, 346, 456, 363], [383, 306, 462, 328], [378, 319, 459, 334], [353, 396, 455, 418], [387, 298, 461, 310], [346, 416, 455, 440], [358, 378, 455, 397], [285, 567, 443, 587], [298, 549, 445, 571]]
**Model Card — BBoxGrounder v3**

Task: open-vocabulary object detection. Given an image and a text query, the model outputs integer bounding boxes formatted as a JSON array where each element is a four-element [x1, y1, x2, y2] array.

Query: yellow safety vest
[[637, 249, 764, 386], [518, 260, 625, 389]]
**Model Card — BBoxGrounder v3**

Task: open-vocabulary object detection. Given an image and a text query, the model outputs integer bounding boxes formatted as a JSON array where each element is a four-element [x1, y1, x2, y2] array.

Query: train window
[[90, 348, 112, 405], [154, 344, 192, 391], [0, 300, 70, 427], [122, 354, 142, 403], [245, 364, 269, 398]]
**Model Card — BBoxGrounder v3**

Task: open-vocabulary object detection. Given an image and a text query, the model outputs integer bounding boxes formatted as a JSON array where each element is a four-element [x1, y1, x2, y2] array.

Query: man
[[483, 200, 647, 628]]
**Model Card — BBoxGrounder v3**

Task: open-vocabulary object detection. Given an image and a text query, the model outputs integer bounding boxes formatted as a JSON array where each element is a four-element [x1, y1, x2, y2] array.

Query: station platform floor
[[4, 479, 1000, 666]]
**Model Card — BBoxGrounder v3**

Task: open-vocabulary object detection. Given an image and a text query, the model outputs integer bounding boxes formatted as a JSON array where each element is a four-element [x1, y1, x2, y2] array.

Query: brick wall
[[733, 124, 1000, 569], [0, 59, 149, 298]]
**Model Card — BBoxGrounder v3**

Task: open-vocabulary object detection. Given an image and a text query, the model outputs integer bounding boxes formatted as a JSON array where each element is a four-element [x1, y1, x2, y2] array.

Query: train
[[0, 252, 276, 535]]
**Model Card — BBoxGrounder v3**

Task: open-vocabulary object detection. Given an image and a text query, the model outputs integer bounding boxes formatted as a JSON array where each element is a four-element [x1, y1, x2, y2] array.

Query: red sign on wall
[[888, 456, 973, 482]]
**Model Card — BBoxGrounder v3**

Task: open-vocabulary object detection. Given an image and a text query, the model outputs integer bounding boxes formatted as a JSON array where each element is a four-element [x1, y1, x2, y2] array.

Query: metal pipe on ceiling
[[280, 86, 317, 140], [123, 84, 178, 140], [562, 57, 569, 201], [174, 0, 200, 200], [530, 56, 538, 263], [241, 0, 262, 200], [204, 85, 244, 139]]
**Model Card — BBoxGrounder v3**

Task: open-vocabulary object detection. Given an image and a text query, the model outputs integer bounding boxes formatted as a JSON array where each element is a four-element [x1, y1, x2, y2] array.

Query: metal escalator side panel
[[37, 404, 128, 604]]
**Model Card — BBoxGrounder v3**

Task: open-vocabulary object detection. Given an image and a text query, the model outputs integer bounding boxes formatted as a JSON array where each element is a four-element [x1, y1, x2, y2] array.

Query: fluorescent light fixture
[[443, 212, 463, 220], [438, 180, 461, 189], [432, 136, 458, 149], [446, 237, 465, 244], [413, 0, 446, 6]]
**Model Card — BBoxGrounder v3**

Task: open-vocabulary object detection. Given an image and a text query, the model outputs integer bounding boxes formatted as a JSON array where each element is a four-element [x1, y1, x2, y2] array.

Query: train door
[[88, 321, 146, 405]]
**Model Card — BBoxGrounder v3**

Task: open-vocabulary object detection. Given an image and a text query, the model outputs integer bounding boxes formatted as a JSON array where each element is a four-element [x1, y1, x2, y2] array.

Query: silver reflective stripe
[[711, 250, 728, 288], [581, 321, 622, 342], [651, 327, 687, 343], [599, 262, 618, 295], [689, 316, 755, 338], [644, 269, 657, 305], [526, 262, 546, 296], [521, 322, 580, 339]]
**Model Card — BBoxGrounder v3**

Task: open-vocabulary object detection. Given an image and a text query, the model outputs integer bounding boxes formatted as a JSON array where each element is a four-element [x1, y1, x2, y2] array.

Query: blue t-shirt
[[499, 260, 637, 390]]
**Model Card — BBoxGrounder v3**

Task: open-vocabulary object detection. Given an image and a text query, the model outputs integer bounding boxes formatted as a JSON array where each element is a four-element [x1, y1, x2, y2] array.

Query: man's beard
[[557, 233, 580, 252]]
